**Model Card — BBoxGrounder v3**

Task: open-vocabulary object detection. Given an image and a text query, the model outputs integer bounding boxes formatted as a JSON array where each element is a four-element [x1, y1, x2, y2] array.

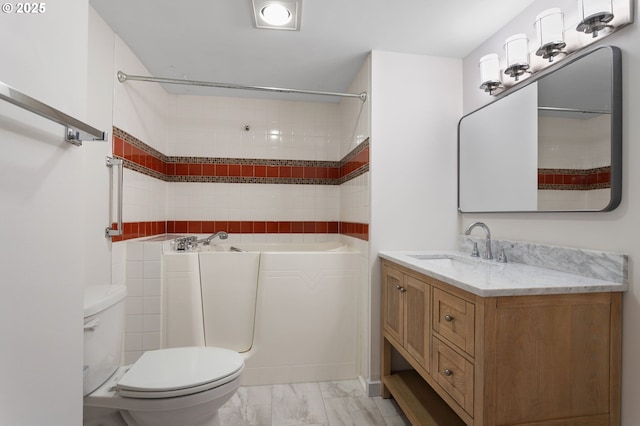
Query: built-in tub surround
[[110, 127, 370, 242]]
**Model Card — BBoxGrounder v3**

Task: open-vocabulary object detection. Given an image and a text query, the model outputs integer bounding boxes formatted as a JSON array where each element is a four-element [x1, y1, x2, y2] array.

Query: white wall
[[339, 56, 372, 383], [113, 36, 169, 224], [0, 3, 112, 425], [369, 51, 462, 388], [85, 7, 117, 287], [461, 3, 640, 423]]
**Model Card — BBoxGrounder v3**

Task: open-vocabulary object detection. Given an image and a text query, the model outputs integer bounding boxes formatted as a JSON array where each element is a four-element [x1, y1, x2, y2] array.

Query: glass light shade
[[535, 8, 565, 47], [505, 34, 529, 67], [479, 54, 501, 85], [260, 4, 292, 26], [578, 0, 613, 20]]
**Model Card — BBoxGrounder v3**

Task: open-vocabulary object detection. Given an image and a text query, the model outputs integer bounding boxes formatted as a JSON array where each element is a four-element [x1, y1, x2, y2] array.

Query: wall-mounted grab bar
[[0, 79, 106, 145], [105, 157, 123, 238]]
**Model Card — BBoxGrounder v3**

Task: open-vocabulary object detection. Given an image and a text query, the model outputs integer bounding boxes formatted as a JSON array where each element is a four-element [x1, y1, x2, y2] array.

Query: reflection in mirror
[[458, 46, 621, 212]]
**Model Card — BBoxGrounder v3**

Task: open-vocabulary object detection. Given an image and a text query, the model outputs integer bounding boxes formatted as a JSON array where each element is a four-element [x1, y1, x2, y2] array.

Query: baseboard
[[360, 376, 382, 397]]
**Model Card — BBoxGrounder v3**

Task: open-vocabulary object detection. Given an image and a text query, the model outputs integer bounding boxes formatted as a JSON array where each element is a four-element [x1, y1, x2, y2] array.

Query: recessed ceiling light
[[260, 4, 291, 26], [252, 0, 301, 31]]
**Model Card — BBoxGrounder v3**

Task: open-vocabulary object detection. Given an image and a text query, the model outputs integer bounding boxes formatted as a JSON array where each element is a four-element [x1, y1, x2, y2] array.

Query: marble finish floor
[[219, 380, 411, 426]]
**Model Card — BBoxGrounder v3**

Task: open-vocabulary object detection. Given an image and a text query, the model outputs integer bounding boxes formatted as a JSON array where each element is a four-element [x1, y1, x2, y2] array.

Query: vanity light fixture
[[252, 0, 301, 30], [535, 8, 566, 62], [479, 53, 503, 95], [504, 34, 530, 81], [576, 0, 614, 37]]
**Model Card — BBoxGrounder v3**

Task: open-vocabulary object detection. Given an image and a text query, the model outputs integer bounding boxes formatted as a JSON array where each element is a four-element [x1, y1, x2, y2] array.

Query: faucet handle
[[497, 248, 508, 263], [470, 241, 480, 258]]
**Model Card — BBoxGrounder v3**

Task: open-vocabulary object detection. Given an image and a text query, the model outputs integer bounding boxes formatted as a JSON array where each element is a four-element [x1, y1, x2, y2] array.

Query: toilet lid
[[116, 347, 244, 399]]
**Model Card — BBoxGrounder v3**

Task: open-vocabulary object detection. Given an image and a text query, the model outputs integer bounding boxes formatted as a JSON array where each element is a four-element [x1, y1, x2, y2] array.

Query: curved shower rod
[[117, 71, 367, 102]]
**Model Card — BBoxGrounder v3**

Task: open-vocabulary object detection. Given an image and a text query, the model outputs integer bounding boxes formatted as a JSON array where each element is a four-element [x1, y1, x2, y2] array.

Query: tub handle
[[230, 246, 248, 252], [83, 319, 99, 331], [105, 157, 123, 238]]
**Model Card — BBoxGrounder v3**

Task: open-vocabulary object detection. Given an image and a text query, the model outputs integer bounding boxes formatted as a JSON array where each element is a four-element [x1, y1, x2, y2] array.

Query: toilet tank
[[83, 285, 127, 396]]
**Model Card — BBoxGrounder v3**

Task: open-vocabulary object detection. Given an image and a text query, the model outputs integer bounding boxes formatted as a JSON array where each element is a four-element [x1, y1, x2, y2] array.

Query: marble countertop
[[379, 250, 628, 297]]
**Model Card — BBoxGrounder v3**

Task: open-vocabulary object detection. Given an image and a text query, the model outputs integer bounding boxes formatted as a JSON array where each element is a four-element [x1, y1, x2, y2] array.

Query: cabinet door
[[403, 275, 430, 371], [382, 264, 404, 345]]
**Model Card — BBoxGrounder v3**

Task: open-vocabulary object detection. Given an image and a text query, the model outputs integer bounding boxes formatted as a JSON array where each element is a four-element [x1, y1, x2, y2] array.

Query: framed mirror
[[458, 45, 621, 212]]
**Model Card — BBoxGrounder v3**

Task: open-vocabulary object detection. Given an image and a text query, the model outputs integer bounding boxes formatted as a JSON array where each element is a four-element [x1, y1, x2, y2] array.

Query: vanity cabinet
[[382, 264, 430, 370], [381, 259, 622, 426]]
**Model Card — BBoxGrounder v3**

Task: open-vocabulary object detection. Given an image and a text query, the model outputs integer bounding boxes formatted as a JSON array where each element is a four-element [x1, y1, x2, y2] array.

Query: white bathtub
[[198, 240, 352, 252], [162, 240, 360, 385]]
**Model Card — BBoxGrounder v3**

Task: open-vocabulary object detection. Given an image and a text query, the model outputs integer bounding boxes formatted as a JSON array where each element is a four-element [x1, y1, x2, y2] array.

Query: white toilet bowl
[[84, 346, 243, 426], [82, 285, 244, 426]]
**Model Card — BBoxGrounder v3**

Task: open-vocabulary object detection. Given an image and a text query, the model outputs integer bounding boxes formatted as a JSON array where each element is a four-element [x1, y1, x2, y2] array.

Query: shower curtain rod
[[117, 71, 367, 102]]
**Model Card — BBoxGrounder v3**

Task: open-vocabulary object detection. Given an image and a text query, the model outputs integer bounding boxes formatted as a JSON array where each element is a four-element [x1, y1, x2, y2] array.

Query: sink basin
[[407, 253, 497, 268]]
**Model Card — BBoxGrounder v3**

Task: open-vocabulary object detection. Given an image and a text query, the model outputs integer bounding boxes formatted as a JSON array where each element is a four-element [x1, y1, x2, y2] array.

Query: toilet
[[82, 285, 244, 426]]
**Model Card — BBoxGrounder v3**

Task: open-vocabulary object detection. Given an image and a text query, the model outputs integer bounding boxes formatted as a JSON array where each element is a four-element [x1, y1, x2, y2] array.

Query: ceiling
[[90, 0, 538, 102]]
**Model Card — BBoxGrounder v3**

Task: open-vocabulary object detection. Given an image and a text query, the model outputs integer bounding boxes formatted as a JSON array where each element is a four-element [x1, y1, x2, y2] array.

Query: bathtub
[[197, 240, 351, 252], [162, 239, 360, 385]]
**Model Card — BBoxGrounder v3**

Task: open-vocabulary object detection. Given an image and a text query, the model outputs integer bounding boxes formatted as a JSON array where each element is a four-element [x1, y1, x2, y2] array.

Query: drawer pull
[[443, 368, 453, 376], [444, 314, 454, 322]]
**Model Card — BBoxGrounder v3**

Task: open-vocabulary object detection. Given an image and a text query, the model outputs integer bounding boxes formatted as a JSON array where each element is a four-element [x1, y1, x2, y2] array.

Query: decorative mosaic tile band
[[538, 166, 611, 190], [111, 220, 368, 242], [112, 127, 369, 185]]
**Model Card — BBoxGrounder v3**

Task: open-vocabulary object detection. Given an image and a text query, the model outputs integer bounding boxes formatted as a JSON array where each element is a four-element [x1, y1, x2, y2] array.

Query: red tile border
[[110, 128, 370, 243], [113, 127, 369, 185], [111, 220, 369, 242], [538, 167, 612, 190]]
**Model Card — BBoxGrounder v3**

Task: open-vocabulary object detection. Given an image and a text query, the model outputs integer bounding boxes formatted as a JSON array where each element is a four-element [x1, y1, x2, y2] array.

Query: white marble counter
[[379, 250, 628, 297]]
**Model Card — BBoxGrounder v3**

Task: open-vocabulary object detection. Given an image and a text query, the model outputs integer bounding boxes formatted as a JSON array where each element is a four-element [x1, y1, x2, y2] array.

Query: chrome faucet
[[464, 222, 493, 260], [196, 231, 228, 245], [172, 231, 229, 252]]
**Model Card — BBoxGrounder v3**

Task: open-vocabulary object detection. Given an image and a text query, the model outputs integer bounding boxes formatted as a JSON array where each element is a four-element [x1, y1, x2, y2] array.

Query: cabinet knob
[[399, 287, 406, 293], [396, 285, 402, 290], [444, 369, 453, 377], [444, 314, 454, 322]]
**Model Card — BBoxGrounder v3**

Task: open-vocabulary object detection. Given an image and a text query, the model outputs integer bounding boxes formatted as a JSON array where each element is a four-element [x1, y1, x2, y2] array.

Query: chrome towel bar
[[0, 79, 106, 145]]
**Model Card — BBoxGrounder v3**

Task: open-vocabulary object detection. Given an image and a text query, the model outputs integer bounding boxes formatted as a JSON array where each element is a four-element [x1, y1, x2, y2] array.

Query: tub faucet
[[197, 231, 229, 245], [464, 222, 493, 260]]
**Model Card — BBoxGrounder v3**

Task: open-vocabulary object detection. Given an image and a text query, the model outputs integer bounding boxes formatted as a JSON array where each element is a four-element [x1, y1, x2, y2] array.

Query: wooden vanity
[[381, 256, 623, 426]]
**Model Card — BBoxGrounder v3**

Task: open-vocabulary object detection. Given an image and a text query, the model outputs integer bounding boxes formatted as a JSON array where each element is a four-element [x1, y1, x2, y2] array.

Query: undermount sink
[[407, 253, 494, 267]]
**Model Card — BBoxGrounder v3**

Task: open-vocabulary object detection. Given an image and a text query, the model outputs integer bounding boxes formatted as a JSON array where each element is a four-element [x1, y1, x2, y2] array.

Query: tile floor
[[219, 379, 411, 426]]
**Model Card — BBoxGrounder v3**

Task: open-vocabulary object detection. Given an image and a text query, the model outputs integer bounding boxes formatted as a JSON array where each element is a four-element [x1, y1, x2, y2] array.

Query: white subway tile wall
[[167, 95, 342, 161], [340, 173, 371, 224], [340, 55, 371, 159], [123, 241, 165, 363], [121, 168, 167, 223], [167, 182, 340, 222]]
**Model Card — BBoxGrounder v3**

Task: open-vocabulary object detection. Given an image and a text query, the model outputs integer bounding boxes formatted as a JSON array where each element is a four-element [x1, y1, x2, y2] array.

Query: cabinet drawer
[[433, 288, 475, 356], [432, 337, 474, 417]]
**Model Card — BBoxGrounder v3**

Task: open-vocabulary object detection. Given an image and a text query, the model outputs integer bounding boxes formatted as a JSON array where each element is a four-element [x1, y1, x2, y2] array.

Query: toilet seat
[[116, 347, 244, 399]]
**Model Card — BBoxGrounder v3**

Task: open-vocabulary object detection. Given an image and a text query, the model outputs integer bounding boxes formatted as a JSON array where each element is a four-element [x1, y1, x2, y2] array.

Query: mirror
[[458, 45, 621, 212]]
